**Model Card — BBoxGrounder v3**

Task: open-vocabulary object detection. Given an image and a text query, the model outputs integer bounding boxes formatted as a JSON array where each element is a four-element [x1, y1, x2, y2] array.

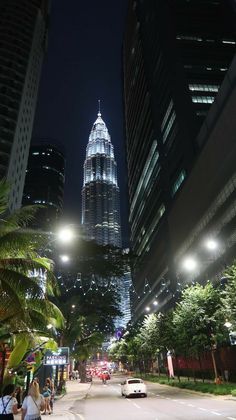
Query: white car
[[121, 378, 147, 398]]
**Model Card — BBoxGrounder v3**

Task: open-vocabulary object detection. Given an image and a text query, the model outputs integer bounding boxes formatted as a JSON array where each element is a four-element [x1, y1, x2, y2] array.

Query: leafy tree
[[54, 284, 122, 382], [54, 238, 134, 280], [173, 283, 227, 379], [221, 262, 236, 329], [0, 181, 64, 385]]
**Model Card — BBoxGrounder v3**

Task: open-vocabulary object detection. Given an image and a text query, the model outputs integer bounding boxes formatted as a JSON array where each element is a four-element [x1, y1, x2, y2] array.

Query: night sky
[[33, 0, 130, 246]]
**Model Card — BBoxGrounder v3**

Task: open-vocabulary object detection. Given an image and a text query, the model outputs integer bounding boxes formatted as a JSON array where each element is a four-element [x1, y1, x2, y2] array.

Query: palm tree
[[0, 180, 64, 385]]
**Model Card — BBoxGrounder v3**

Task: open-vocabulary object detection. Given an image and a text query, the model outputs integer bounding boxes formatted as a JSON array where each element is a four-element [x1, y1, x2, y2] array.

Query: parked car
[[121, 378, 147, 398]]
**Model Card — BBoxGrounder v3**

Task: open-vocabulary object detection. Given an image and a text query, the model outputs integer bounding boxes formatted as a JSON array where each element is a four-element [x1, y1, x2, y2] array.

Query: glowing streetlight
[[145, 306, 150, 312], [153, 301, 158, 306], [60, 255, 70, 263], [205, 239, 218, 251], [57, 227, 75, 243], [182, 257, 197, 272]]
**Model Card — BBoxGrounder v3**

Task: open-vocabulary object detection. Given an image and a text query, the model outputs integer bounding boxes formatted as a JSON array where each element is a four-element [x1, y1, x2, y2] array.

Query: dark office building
[[0, 0, 49, 212], [123, 0, 236, 318], [23, 143, 65, 230]]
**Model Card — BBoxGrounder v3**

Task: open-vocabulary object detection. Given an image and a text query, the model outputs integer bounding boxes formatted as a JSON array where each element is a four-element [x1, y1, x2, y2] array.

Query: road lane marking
[[227, 418, 236, 420], [133, 403, 141, 409], [210, 412, 221, 416], [198, 408, 208, 411], [187, 404, 195, 407], [69, 411, 84, 420]]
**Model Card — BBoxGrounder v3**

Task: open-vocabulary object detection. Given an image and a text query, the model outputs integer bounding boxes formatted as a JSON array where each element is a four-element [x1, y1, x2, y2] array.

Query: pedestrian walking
[[21, 380, 45, 420], [45, 378, 54, 414], [0, 384, 19, 420], [42, 386, 51, 415]]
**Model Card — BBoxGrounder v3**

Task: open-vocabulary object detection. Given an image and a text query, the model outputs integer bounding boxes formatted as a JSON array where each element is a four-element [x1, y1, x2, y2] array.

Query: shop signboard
[[44, 347, 69, 365]]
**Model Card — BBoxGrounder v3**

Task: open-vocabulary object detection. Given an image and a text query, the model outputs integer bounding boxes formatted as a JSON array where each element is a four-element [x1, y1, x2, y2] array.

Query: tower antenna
[[98, 99, 101, 116]]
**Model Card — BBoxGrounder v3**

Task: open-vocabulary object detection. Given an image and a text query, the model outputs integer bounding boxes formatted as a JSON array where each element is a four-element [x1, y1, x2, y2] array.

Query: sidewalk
[[45, 381, 91, 420]]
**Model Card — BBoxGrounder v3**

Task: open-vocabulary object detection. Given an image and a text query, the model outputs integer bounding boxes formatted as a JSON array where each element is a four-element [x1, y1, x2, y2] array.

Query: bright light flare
[[145, 306, 150, 312], [205, 239, 218, 251], [182, 257, 197, 272], [153, 301, 158, 306], [57, 227, 75, 243], [60, 255, 70, 263]]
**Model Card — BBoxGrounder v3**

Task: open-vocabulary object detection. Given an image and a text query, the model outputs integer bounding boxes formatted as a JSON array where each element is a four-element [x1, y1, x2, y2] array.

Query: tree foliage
[[173, 283, 227, 358], [0, 181, 64, 383], [221, 262, 236, 328]]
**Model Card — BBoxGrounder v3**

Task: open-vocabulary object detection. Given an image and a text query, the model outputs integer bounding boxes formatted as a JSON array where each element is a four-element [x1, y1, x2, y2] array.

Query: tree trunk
[[211, 349, 218, 381], [77, 360, 87, 383]]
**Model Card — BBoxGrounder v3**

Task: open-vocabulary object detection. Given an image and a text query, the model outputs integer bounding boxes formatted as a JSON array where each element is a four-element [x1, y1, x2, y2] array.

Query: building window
[[162, 111, 176, 143], [189, 84, 219, 92], [192, 96, 215, 104], [171, 170, 186, 197]]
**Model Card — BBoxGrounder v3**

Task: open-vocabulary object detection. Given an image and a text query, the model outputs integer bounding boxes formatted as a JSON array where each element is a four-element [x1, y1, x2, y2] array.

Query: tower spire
[[98, 99, 101, 117]]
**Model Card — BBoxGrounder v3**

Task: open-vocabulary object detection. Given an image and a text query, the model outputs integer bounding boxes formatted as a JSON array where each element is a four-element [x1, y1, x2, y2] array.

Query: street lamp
[[57, 227, 75, 243], [205, 239, 218, 251], [182, 256, 197, 272], [153, 300, 158, 306], [145, 306, 150, 312], [60, 255, 70, 263]]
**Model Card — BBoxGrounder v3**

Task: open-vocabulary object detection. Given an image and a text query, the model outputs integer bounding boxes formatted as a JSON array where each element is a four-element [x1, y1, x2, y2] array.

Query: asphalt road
[[50, 376, 236, 420]]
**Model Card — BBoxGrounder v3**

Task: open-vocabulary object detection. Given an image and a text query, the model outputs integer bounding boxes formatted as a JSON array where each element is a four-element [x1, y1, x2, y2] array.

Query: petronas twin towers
[[81, 108, 131, 329], [82, 110, 122, 248]]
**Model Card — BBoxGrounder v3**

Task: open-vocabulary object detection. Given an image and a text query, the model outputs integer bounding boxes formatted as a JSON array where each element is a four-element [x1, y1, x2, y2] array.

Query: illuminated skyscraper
[[0, 0, 49, 212], [82, 110, 121, 248], [82, 109, 131, 328]]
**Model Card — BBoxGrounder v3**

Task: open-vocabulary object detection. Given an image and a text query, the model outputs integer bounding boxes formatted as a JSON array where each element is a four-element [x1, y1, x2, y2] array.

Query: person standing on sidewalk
[[21, 380, 45, 420], [0, 384, 19, 420], [42, 386, 51, 415], [45, 379, 54, 414]]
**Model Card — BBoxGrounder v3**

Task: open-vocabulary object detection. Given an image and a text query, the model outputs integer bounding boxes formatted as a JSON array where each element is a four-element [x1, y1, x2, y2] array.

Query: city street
[[49, 376, 236, 420]]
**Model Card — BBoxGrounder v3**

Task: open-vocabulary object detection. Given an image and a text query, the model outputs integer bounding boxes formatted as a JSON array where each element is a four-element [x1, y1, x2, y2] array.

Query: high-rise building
[[22, 142, 65, 230], [82, 110, 131, 328], [123, 0, 236, 317], [82, 111, 121, 248], [0, 0, 49, 212]]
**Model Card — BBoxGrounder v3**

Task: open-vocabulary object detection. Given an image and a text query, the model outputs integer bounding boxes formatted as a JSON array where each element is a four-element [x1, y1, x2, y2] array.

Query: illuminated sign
[[44, 347, 69, 365]]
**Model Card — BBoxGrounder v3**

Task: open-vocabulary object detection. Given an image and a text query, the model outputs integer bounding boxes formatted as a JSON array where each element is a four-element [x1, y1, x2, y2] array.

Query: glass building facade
[[0, 0, 49, 211], [22, 142, 65, 230], [123, 0, 236, 317], [82, 112, 121, 248], [82, 111, 131, 328]]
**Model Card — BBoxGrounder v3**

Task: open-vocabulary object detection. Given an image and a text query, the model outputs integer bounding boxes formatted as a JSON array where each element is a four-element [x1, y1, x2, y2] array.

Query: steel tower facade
[[82, 111, 121, 248]]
